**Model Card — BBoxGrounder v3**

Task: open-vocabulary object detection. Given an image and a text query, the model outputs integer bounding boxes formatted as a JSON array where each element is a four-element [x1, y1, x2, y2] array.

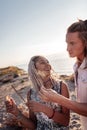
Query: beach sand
[[0, 74, 82, 130]]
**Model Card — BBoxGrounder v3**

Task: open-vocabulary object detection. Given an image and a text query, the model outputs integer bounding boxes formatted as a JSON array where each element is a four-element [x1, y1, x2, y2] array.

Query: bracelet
[[49, 108, 55, 119]]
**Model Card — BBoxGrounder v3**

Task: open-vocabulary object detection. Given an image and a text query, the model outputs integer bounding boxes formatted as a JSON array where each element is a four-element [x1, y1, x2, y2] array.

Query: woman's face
[[66, 32, 85, 61], [35, 57, 51, 78]]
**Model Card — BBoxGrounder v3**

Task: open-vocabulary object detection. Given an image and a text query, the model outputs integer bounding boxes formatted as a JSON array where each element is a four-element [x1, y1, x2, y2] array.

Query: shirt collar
[[73, 57, 87, 72]]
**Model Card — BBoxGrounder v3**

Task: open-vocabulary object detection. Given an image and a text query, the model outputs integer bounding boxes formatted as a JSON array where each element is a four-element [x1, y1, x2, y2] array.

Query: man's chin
[[69, 54, 75, 58]]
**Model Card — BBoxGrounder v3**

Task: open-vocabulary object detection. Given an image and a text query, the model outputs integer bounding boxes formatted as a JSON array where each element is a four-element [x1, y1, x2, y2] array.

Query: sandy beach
[[0, 68, 82, 130]]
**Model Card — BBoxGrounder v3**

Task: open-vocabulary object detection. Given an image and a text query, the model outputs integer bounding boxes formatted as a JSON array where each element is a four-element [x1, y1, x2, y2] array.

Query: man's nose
[[67, 44, 71, 52]]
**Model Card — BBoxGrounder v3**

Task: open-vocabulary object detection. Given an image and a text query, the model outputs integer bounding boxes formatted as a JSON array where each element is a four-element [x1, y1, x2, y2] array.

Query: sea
[[17, 53, 75, 75]]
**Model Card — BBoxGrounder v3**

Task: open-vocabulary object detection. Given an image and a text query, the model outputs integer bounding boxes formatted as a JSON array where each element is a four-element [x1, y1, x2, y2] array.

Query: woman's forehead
[[36, 57, 48, 62]]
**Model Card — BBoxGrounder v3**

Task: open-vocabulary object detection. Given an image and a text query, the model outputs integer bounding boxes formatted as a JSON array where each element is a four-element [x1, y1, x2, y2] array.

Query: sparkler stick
[[11, 85, 26, 103]]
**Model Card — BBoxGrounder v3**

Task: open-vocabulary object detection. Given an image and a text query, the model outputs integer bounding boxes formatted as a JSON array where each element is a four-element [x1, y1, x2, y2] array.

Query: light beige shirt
[[73, 57, 87, 130]]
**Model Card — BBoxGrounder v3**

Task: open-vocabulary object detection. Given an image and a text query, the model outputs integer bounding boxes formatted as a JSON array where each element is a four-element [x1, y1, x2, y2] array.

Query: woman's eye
[[40, 60, 49, 64], [47, 60, 49, 63], [41, 62, 48, 65], [40, 62, 45, 64]]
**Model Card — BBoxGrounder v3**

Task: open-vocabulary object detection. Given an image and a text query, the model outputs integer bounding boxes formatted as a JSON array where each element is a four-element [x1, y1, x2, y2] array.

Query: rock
[[59, 74, 74, 82], [0, 66, 26, 84], [0, 73, 14, 83]]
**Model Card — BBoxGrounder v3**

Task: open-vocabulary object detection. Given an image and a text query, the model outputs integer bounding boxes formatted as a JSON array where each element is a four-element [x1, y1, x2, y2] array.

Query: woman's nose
[[46, 63, 51, 69]]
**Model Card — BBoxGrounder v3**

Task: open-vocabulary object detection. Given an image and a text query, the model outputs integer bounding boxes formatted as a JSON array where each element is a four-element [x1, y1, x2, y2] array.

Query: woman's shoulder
[[60, 81, 69, 98], [55, 80, 67, 89]]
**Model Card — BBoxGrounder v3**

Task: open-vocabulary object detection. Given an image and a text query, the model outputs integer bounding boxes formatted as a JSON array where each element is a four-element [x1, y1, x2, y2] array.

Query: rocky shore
[[0, 66, 82, 130]]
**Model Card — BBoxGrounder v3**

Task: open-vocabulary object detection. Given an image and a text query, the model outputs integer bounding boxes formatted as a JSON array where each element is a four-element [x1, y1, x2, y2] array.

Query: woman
[[40, 19, 87, 130], [5, 55, 70, 130]]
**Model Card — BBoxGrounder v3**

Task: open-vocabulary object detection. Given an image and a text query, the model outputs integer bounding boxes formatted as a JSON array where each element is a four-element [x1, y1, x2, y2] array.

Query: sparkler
[[11, 85, 26, 103]]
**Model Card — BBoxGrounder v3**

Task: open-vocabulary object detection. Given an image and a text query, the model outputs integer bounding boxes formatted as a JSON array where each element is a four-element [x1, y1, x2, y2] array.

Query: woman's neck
[[43, 78, 53, 89]]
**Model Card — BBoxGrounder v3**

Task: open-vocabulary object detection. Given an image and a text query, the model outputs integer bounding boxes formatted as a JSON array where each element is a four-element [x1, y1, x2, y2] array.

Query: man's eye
[[71, 42, 75, 45]]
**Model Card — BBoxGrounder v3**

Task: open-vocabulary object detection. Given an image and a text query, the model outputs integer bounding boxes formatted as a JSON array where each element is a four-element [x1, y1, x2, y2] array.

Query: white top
[[73, 57, 87, 130]]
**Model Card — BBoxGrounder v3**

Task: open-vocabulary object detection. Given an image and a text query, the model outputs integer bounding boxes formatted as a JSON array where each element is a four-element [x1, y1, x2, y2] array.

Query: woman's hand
[[39, 87, 58, 102], [27, 100, 44, 113], [5, 97, 19, 116], [26, 88, 43, 112]]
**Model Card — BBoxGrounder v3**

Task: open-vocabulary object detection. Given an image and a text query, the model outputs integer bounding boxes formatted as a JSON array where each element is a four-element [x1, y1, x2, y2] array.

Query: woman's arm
[[28, 83, 70, 126], [5, 98, 36, 129], [40, 86, 87, 116], [44, 82, 70, 126], [57, 97, 87, 116], [16, 110, 36, 129]]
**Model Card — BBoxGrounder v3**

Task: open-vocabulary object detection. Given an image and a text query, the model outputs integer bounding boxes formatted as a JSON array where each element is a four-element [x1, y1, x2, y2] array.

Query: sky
[[0, 0, 87, 67]]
